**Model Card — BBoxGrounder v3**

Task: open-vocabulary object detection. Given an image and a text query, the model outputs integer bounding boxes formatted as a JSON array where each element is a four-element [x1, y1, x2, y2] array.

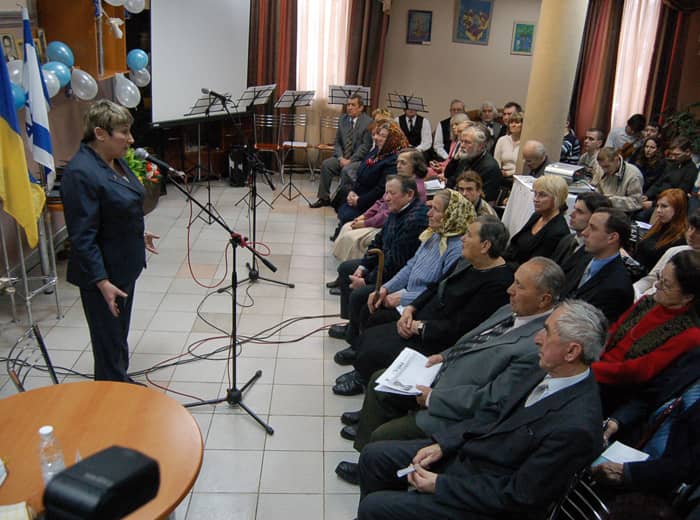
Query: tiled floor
[[0, 177, 365, 519]]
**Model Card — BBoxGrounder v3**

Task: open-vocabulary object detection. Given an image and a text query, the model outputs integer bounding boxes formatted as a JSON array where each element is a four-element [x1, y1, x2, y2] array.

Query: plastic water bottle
[[38, 425, 65, 485]]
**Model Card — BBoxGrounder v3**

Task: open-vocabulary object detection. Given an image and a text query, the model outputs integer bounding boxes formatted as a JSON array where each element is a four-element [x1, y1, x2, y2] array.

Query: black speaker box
[[43, 445, 160, 520]]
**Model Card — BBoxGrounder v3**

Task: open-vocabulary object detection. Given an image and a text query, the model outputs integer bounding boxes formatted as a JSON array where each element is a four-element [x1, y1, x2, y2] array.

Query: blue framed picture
[[511, 21, 536, 55], [453, 0, 493, 45], [407, 10, 432, 45]]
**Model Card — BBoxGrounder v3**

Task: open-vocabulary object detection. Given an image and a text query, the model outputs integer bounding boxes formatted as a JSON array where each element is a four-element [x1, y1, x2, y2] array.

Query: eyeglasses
[[656, 273, 679, 292]]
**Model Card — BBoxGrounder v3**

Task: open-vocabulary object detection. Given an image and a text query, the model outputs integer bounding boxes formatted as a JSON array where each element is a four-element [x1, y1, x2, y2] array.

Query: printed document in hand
[[591, 441, 650, 467], [375, 348, 442, 396], [424, 179, 445, 191]]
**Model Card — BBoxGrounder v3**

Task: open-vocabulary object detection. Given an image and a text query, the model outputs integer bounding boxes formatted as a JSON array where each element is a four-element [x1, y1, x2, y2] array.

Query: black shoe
[[335, 369, 358, 384], [341, 410, 361, 426], [329, 287, 341, 296], [329, 225, 341, 242], [340, 424, 357, 441], [335, 461, 360, 485], [328, 324, 348, 339], [326, 277, 340, 288], [332, 371, 365, 396], [334, 346, 357, 366], [309, 198, 330, 208]]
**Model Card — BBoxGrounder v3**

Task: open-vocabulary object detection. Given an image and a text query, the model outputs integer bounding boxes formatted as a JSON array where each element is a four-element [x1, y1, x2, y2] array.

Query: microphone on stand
[[133, 148, 186, 179], [201, 88, 229, 102]]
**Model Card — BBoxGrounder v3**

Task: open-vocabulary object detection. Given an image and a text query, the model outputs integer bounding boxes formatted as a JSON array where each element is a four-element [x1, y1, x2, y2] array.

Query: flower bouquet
[[124, 147, 161, 215]]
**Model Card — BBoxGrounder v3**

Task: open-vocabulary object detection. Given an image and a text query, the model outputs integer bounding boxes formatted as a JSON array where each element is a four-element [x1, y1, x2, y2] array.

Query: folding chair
[[548, 469, 610, 520], [253, 114, 281, 176], [315, 114, 340, 177]]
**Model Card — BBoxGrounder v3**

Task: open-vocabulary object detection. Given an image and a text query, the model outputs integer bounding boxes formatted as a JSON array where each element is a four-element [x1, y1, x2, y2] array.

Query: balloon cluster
[[8, 38, 151, 111], [105, 0, 145, 14]]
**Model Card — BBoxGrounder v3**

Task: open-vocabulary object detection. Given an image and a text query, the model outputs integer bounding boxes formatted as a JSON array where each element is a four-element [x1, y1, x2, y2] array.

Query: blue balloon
[[46, 41, 75, 68], [43, 61, 71, 87], [126, 49, 148, 72], [11, 83, 26, 110]]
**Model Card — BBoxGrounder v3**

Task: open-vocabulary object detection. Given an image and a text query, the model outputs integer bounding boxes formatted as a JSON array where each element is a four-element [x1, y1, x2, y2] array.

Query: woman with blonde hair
[[504, 174, 570, 265], [493, 111, 523, 177]]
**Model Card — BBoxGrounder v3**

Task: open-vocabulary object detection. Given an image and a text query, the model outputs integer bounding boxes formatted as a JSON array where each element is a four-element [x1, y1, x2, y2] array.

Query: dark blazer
[[352, 150, 397, 213], [551, 232, 579, 267], [611, 349, 700, 494], [416, 302, 543, 436], [561, 254, 634, 323], [431, 370, 604, 517], [505, 212, 570, 266], [61, 144, 146, 290], [646, 159, 698, 201], [450, 151, 502, 202], [334, 112, 373, 162]]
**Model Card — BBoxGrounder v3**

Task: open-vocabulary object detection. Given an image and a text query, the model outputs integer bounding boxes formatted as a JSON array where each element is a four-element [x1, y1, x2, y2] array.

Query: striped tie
[[343, 119, 355, 158]]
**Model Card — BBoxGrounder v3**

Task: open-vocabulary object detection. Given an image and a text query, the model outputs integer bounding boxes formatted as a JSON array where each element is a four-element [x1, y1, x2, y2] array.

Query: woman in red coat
[[593, 250, 700, 408]]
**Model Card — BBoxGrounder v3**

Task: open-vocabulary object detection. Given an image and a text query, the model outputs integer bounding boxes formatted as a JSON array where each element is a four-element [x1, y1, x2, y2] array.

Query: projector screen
[[150, 0, 250, 125]]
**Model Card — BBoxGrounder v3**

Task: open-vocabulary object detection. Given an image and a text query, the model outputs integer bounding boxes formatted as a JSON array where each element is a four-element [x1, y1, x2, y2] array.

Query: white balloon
[[129, 68, 150, 87], [114, 74, 141, 108], [71, 69, 98, 100], [42, 69, 61, 98], [7, 59, 23, 86], [124, 0, 145, 13], [103, 0, 124, 5]]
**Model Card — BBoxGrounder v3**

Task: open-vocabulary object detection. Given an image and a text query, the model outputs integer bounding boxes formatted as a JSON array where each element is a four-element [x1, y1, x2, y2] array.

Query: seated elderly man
[[449, 124, 501, 203], [478, 101, 501, 153], [432, 99, 467, 161], [356, 299, 606, 520], [334, 257, 563, 485], [310, 94, 373, 208], [594, 147, 644, 213], [522, 140, 550, 178]]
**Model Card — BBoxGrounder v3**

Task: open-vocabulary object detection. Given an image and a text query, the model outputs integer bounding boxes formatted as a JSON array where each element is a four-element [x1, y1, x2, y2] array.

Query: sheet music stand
[[185, 93, 238, 224], [272, 90, 315, 204], [328, 85, 371, 106], [236, 83, 277, 112], [386, 92, 428, 113]]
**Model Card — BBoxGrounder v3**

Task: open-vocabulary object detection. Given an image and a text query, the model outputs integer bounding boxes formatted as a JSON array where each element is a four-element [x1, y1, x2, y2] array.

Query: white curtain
[[296, 0, 351, 99], [610, 0, 662, 130]]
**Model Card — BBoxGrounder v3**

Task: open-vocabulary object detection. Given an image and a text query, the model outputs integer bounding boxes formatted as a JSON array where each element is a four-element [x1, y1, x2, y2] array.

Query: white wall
[[380, 0, 541, 126]]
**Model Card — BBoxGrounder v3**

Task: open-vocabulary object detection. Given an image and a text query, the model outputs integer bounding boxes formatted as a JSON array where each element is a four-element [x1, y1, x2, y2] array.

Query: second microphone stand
[[165, 169, 274, 434]]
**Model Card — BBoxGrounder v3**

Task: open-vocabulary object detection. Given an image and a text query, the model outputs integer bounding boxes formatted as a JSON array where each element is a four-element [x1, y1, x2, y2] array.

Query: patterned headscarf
[[419, 189, 475, 255], [377, 121, 409, 159]]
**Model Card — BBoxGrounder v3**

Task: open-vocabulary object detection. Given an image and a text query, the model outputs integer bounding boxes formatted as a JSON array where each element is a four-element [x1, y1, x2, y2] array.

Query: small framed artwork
[[453, 0, 494, 46], [511, 22, 536, 55], [407, 10, 432, 45], [1, 33, 18, 61]]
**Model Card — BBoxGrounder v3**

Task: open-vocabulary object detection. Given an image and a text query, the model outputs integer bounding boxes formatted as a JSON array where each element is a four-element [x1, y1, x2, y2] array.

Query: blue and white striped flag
[[21, 7, 55, 191]]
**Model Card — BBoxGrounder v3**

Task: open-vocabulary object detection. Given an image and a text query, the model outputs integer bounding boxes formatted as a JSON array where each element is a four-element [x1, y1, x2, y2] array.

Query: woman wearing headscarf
[[336, 121, 408, 225], [336, 189, 475, 356]]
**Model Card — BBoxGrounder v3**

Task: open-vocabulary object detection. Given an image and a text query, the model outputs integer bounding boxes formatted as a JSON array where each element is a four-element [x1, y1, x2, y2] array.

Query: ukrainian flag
[[0, 49, 45, 248]]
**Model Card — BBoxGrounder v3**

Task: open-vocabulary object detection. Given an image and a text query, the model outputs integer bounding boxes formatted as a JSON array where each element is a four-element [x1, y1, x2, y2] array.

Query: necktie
[[408, 118, 414, 133], [343, 118, 355, 158], [644, 380, 700, 458], [432, 314, 516, 386], [578, 261, 593, 288], [524, 380, 550, 407]]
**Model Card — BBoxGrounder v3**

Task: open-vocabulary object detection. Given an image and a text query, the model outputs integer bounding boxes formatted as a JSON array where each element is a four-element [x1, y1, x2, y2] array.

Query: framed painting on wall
[[453, 0, 493, 45], [511, 22, 536, 55], [407, 10, 432, 44]]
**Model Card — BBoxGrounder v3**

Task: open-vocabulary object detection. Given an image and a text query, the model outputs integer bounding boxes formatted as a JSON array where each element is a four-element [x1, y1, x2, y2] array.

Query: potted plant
[[124, 147, 162, 215], [663, 102, 700, 159]]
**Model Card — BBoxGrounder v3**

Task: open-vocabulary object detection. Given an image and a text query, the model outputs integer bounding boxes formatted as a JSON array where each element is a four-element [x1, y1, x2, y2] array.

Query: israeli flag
[[22, 7, 55, 191]]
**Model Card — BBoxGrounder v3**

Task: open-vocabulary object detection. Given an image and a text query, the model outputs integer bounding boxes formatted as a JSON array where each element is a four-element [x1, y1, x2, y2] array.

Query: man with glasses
[[432, 99, 467, 161]]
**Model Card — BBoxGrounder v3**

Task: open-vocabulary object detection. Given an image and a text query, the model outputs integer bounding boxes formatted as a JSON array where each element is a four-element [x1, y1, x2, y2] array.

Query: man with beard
[[447, 124, 501, 203]]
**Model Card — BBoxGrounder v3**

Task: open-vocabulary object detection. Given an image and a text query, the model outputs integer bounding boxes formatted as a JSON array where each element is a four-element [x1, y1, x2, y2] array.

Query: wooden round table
[[0, 381, 203, 519]]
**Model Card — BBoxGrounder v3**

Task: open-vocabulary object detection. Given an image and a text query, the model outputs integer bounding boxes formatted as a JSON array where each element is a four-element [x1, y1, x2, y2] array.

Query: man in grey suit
[[356, 299, 606, 520], [310, 94, 373, 208], [334, 257, 564, 485]]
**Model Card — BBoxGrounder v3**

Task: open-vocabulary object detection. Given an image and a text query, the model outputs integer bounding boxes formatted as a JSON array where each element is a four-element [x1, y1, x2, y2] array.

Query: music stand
[[184, 93, 237, 224], [272, 90, 315, 204], [328, 85, 371, 106], [238, 83, 277, 112], [386, 92, 429, 113]]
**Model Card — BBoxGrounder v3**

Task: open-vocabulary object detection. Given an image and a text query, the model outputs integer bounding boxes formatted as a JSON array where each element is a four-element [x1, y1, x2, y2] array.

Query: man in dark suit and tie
[[356, 299, 606, 520], [311, 94, 373, 208], [560, 207, 634, 323]]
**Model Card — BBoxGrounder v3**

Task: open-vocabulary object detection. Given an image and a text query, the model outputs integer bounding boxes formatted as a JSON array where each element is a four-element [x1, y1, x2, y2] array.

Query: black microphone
[[201, 88, 229, 102], [133, 148, 185, 178]]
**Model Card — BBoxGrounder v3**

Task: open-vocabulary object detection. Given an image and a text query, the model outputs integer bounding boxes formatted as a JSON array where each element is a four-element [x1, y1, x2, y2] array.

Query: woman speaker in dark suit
[[61, 100, 158, 382]]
